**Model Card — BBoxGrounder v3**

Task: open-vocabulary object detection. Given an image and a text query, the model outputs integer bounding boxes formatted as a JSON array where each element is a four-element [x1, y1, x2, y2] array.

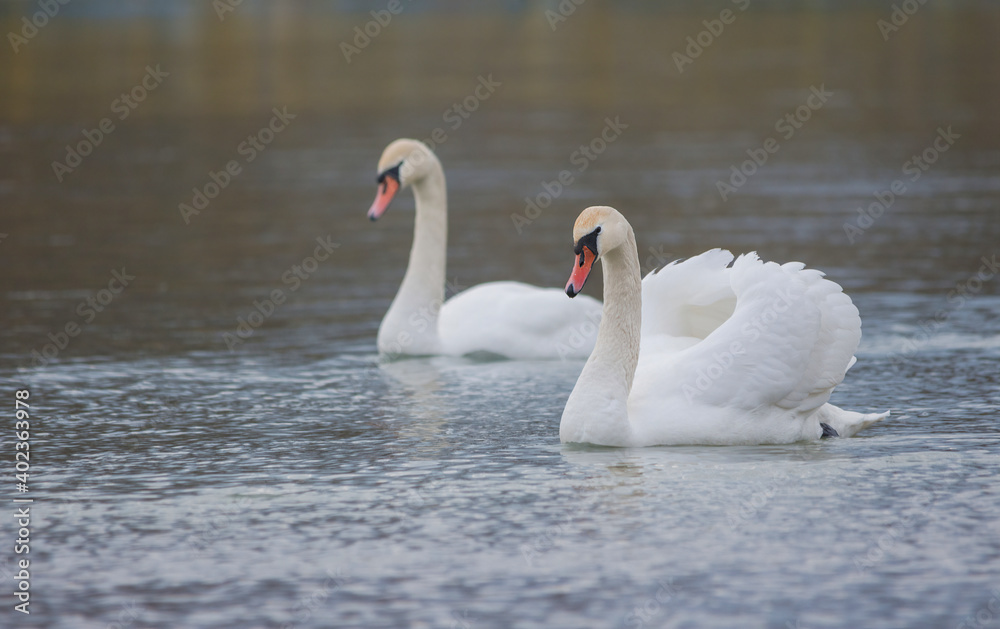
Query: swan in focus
[[561, 205, 888, 446], [367, 139, 602, 359]]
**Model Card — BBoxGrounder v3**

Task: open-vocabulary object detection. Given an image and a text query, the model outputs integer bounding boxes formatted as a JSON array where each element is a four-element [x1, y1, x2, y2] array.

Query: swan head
[[368, 139, 441, 221], [566, 205, 627, 297]]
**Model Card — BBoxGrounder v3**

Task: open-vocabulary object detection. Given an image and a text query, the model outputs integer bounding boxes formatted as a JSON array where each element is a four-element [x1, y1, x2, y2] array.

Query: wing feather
[[636, 251, 861, 419]]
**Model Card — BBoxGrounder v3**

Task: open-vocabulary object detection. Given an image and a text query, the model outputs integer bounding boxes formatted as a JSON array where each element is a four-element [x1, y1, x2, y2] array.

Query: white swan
[[367, 139, 602, 359], [561, 205, 889, 446]]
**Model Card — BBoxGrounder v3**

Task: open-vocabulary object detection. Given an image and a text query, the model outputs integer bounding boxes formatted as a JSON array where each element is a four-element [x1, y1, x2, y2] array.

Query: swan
[[561, 205, 889, 446], [367, 139, 602, 359]]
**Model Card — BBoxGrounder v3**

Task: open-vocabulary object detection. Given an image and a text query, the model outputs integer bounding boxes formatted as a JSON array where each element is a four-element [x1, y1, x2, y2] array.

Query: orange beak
[[368, 175, 400, 221], [566, 247, 596, 297]]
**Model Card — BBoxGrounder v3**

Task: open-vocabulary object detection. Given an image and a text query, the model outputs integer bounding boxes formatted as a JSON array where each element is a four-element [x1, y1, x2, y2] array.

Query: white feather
[[439, 281, 601, 359]]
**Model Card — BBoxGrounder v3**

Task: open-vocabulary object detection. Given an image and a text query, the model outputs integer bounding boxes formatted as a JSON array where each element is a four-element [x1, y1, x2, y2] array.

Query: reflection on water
[[1, 2, 998, 628]]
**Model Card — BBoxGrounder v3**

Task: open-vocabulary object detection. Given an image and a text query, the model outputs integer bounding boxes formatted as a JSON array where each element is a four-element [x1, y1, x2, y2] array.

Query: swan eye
[[376, 162, 403, 185], [573, 226, 601, 259]]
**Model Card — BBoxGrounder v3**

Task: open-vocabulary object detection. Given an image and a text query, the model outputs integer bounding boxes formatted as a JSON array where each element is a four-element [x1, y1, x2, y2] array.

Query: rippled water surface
[[2, 2, 999, 628]]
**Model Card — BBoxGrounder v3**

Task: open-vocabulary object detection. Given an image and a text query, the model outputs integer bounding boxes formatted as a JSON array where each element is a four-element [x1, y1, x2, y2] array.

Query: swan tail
[[814, 403, 890, 438]]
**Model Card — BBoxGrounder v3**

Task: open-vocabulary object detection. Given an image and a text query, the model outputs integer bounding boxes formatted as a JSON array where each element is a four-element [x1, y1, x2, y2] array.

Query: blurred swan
[[367, 139, 602, 360], [560, 205, 888, 446]]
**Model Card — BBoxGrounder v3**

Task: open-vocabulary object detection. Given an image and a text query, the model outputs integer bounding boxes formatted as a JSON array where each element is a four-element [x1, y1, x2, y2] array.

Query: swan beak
[[367, 175, 400, 221], [566, 248, 595, 297]]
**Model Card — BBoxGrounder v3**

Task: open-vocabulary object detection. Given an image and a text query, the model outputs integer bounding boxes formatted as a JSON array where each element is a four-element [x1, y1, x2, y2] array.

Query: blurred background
[[1, 2, 999, 628], [2, 0, 997, 363]]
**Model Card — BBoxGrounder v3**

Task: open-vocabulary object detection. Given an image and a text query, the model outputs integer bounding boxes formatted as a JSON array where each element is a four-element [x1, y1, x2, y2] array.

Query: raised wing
[[637, 251, 860, 418]]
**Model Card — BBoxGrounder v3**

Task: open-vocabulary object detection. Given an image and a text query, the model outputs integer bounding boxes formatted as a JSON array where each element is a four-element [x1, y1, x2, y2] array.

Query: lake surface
[[2, 2, 999, 627]]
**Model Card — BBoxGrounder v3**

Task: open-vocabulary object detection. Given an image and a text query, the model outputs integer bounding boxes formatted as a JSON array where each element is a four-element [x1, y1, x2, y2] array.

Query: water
[[2, 2, 999, 627]]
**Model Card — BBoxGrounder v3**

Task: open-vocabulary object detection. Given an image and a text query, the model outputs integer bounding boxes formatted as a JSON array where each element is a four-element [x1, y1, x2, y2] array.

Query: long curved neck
[[560, 227, 642, 446], [594, 238, 643, 392], [378, 164, 448, 356]]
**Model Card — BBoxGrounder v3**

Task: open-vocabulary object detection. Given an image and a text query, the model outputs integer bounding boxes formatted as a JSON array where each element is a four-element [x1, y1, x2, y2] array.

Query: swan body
[[561, 206, 888, 446], [368, 139, 602, 360]]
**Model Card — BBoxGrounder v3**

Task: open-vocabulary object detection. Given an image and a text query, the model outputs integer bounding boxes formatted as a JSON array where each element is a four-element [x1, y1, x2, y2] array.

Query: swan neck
[[379, 163, 447, 354], [407, 167, 448, 299], [560, 225, 641, 445], [592, 229, 643, 393]]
